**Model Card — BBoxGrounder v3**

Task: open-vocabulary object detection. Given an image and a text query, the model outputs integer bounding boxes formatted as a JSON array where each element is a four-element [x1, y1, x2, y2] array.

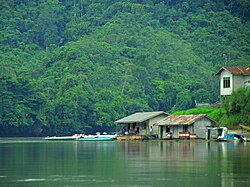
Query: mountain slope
[[0, 0, 249, 136]]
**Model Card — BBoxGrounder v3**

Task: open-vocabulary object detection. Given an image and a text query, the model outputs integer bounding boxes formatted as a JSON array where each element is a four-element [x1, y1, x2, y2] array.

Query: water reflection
[[0, 139, 249, 187], [115, 141, 250, 187]]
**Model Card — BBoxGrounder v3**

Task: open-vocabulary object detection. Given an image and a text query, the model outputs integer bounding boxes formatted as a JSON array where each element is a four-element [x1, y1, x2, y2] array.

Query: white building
[[215, 66, 250, 96]]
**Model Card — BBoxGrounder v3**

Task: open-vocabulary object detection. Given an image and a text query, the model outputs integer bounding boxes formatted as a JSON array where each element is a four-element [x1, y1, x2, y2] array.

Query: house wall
[[139, 121, 148, 135], [244, 76, 250, 86], [159, 125, 193, 139], [193, 118, 212, 139], [159, 126, 169, 139], [220, 71, 250, 96], [220, 70, 233, 95], [148, 114, 168, 135], [233, 75, 247, 90], [172, 126, 179, 138]]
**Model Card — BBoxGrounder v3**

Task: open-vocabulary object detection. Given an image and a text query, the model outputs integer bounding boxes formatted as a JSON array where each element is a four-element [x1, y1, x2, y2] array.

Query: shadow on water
[[0, 138, 249, 187]]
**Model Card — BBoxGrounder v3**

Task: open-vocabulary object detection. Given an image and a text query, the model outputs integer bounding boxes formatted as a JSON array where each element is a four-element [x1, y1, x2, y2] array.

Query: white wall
[[220, 71, 250, 96], [220, 70, 233, 95]]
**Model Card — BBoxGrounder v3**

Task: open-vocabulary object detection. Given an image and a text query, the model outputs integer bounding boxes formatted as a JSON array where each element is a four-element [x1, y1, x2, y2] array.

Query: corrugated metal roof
[[216, 66, 250, 75], [115, 111, 169, 124], [156, 114, 216, 126]]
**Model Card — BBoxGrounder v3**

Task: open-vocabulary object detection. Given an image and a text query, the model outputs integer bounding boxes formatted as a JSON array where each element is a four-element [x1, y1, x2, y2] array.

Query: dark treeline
[[0, 0, 249, 136]]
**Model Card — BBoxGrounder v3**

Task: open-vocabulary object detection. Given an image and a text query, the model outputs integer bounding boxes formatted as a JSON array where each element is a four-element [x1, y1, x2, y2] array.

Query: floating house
[[215, 66, 250, 96], [155, 114, 217, 139], [115, 111, 169, 140]]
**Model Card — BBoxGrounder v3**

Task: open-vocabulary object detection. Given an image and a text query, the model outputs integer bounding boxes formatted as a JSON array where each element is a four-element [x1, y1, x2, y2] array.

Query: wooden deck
[[117, 135, 158, 140], [117, 135, 144, 141]]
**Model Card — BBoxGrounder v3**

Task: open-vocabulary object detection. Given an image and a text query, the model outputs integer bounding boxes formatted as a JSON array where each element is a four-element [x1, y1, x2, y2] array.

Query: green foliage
[[222, 87, 250, 126], [173, 107, 226, 122], [219, 114, 245, 127], [0, 0, 249, 136]]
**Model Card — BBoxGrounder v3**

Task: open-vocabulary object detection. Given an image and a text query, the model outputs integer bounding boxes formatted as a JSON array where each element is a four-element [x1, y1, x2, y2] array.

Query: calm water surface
[[0, 138, 249, 187]]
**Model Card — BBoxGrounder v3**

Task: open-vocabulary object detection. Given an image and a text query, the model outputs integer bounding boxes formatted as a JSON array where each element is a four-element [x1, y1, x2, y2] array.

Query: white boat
[[44, 134, 83, 141]]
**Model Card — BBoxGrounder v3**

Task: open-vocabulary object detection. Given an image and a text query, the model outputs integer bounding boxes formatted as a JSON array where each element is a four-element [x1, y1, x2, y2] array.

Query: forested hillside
[[1, 0, 249, 136]]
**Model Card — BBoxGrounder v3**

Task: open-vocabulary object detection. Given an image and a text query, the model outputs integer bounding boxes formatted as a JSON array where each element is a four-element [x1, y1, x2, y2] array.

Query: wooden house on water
[[155, 114, 217, 139], [115, 111, 169, 140]]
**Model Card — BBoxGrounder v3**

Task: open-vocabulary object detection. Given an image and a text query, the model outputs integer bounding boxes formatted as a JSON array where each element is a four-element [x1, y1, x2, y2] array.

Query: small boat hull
[[217, 133, 246, 142], [76, 134, 117, 141], [76, 137, 114, 141], [44, 134, 82, 141]]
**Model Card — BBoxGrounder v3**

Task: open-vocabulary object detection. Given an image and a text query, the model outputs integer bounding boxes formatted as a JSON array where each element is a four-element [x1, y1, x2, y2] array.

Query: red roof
[[156, 114, 216, 126], [216, 66, 250, 75]]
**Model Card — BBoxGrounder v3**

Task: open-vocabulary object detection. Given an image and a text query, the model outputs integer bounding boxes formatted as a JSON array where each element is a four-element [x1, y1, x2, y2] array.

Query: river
[[0, 138, 249, 187]]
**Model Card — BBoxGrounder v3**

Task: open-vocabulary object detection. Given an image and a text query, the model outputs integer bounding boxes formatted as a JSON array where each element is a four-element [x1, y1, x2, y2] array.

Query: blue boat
[[76, 134, 117, 141], [218, 133, 246, 142]]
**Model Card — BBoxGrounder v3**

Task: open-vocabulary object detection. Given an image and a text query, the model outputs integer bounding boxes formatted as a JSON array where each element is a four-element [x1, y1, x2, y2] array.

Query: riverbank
[[228, 127, 250, 139]]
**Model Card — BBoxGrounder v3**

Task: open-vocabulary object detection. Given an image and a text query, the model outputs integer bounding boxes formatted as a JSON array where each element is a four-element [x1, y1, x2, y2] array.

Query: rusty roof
[[115, 111, 169, 124], [156, 114, 216, 126], [215, 66, 250, 75]]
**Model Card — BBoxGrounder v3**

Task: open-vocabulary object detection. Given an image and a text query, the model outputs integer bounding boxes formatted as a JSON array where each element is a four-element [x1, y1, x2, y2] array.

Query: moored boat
[[44, 134, 83, 141], [76, 135, 117, 141], [76, 134, 117, 141], [217, 133, 246, 142]]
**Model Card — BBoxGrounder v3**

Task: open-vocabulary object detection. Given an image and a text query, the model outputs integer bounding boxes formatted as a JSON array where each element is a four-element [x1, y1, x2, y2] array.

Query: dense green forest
[[0, 0, 249, 136]]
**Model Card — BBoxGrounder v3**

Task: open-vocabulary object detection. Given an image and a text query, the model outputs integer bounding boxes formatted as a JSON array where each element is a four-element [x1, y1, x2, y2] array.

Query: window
[[183, 126, 188, 132], [166, 126, 170, 133], [223, 77, 230, 88]]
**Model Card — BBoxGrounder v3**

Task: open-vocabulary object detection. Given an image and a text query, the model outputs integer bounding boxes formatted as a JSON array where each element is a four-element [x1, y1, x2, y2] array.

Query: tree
[[172, 89, 193, 112], [222, 87, 250, 126], [36, 0, 65, 50]]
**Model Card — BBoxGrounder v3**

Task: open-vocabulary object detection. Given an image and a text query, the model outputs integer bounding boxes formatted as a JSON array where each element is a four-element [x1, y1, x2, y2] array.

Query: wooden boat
[[76, 134, 117, 141], [217, 133, 246, 142], [44, 134, 83, 141]]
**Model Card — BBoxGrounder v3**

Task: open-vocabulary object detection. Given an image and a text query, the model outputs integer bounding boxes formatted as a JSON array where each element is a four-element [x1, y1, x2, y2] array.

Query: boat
[[217, 133, 247, 142], [44, 134, 83, 141], [76, 134, 117, 141]]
